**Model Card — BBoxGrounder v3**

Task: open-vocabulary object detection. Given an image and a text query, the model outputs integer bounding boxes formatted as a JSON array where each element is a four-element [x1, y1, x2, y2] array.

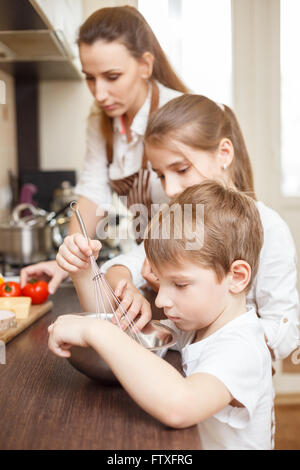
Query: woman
[[20, 6, 188, 295]]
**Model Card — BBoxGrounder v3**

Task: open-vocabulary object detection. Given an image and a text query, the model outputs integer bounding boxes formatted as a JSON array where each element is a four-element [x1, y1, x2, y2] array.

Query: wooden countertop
[[0, 286, 201, 450]]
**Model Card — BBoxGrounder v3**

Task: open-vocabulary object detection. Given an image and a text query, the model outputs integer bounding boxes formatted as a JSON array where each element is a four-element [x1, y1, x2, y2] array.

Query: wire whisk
[[70, 201, 144, 345]]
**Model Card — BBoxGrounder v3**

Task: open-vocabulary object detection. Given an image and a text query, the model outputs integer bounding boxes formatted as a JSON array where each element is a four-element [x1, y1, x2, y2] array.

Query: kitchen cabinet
[[0, 0, 83, 80], [31, 0, 83, 65]]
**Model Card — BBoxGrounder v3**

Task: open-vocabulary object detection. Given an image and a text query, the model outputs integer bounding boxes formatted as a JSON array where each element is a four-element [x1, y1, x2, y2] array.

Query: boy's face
[[153, 260, 230, 332]]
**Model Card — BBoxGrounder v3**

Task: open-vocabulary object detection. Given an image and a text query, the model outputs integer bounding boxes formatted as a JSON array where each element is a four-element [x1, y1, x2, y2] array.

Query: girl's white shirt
[[74, 81, 181, 208], [102, 201, 300, 361]]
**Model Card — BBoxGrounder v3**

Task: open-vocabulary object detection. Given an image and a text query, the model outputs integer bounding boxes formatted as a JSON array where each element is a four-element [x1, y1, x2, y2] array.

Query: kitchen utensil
[[51, 181, 76, 213], [0, 203, 71, 265], [67, 202, 178, 384], [19, 183, 38, 206], [71, 201, 142, 341], [44, 202, 73, 225], [68, 313, 178, 384], [0, 204, 54, 265]]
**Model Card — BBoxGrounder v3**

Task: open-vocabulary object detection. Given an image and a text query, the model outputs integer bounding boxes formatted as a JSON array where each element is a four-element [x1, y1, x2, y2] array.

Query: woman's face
[[147, 139, 233, 198], [79, 40, 149, 119]]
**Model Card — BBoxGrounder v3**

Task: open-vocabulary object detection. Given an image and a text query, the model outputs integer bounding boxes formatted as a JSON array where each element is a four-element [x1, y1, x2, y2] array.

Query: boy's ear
[[228, 260, 251, 294]]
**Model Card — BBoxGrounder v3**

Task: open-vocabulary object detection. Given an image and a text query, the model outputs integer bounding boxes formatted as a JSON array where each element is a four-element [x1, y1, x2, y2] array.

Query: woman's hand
[[48, 314, 97, 358], [141, 257, 160, 292], [112, 278, 152, 331], [56, 233, 102, 275], [20, 260, 68, 295]]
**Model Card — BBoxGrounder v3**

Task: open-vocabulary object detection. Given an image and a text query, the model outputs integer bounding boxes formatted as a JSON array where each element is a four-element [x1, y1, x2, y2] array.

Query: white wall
[[232, 0, 299, 293], [38, 80, 92, 173], [83, 0, 137, 18]]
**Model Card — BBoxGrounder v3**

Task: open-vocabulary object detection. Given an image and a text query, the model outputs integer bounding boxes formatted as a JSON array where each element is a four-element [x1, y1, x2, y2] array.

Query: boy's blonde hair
[[144, 180, 264, 293]]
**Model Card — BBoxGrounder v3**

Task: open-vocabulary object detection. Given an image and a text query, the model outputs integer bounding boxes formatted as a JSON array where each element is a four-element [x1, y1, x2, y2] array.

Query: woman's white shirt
[[102, 200, 300, 361], [74, 81, 181, 208]]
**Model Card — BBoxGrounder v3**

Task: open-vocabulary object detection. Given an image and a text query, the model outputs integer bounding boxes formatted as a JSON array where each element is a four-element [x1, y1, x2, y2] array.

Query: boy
[[48, 180, 273, 450]]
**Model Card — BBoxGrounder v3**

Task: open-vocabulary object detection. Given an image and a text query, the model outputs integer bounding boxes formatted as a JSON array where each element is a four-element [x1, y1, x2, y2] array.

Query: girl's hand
[[48, 314, 96, 358], [20, 260, 68, 294], [56, 233, 102, 275], [112, 279, 152, 331], [141, 258, 160, 292]]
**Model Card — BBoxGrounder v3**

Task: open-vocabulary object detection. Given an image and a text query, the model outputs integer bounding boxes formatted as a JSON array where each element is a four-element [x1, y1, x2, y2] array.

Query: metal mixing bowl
[[67, 313, 178, 385]]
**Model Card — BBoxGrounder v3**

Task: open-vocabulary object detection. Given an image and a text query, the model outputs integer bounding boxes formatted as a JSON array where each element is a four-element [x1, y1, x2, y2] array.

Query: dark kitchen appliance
[[19, 170, 76, 212]]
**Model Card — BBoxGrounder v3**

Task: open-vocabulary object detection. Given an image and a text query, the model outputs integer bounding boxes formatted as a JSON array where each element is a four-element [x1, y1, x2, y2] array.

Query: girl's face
[[147, 139, 233, 198], [80, 40, 151, 119]]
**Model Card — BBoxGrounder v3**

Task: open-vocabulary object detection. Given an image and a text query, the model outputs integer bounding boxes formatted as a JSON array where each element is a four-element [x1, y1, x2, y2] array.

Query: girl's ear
[[228, 260, 251, 294], [139, 52, 155, 80], [217, 138, 234, 171]]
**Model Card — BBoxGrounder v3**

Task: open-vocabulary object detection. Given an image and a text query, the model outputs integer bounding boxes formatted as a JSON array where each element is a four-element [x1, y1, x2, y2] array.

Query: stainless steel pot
[[0, 204, 53, 265], [0, 203, 70, 265]]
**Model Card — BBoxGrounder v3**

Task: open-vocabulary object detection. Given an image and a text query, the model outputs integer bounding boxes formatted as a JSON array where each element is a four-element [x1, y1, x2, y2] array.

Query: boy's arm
[[70, 270, 107, 313], [48, 315, 232, 428]]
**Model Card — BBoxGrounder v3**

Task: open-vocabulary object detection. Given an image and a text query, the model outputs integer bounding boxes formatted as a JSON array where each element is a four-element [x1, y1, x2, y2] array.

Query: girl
[[20, 5, 188, 298], [57, 94, 299, 360]]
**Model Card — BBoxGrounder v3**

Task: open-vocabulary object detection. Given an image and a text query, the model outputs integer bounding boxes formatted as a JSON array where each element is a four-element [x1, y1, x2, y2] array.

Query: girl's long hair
[[145, 94, 256, 199]]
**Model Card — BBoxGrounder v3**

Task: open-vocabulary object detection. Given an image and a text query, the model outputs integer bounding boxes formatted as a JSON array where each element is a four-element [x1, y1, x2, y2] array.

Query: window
[[280, 0, 300, 197], [139, 0, 232, 105]]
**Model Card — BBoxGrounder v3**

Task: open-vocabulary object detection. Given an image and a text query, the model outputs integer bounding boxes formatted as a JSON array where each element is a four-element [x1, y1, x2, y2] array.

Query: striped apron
[[106, 81, 159, 241]]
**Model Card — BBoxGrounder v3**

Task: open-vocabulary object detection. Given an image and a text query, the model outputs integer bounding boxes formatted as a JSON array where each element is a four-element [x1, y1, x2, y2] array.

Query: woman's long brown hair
[[145, 94, 256, 199], [78, 6, 189, 155]]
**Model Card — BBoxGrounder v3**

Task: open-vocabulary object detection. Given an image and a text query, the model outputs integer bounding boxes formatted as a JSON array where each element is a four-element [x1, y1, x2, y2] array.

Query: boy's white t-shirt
[[161, 307, 274, 450]]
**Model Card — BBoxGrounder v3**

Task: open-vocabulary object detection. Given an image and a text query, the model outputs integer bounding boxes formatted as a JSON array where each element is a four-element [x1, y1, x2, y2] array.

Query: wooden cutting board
[[0, 300, 53, 344]]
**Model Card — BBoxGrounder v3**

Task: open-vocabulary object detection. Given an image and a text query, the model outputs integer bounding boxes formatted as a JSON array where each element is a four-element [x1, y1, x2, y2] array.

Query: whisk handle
[[70, 201, 89, 241]]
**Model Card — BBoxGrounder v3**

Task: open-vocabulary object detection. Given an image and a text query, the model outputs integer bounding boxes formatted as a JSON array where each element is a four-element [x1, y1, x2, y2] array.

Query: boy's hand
[[112, 279, 152, 331], [56, 233, 102, 274], [48, 314, 96, 358]]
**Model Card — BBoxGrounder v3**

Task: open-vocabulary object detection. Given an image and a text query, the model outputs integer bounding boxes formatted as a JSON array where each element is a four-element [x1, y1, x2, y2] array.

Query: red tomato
[[22, 280, 49, 305], [0, 281, 22, 297]]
